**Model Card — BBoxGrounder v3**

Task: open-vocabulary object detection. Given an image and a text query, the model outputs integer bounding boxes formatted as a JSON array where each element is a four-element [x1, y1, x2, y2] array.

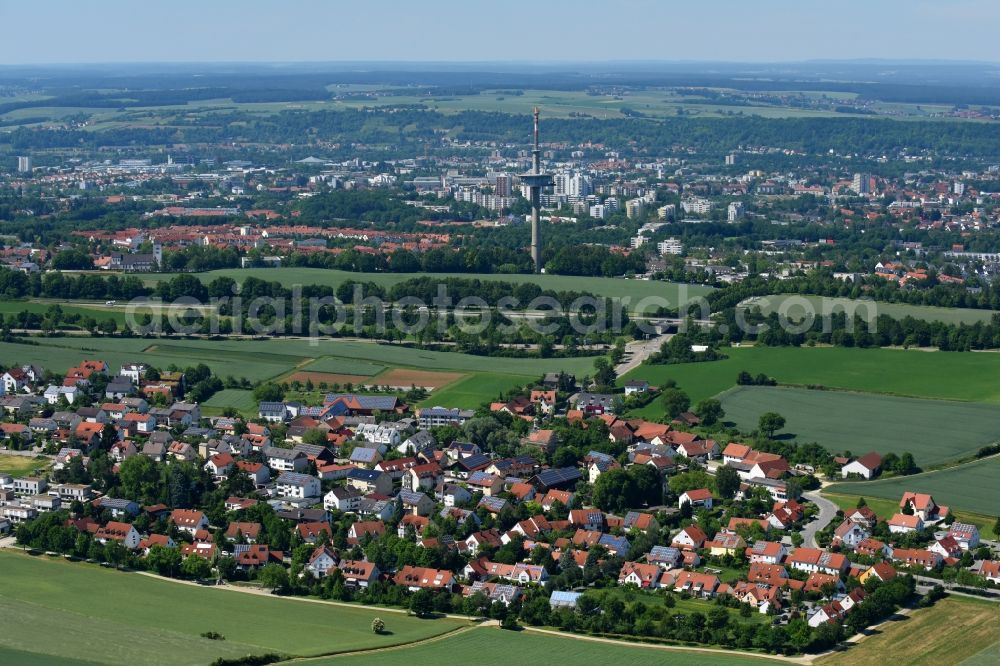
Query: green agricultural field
[[825, 455, 1000, 519], [123, 337, 598, 377], [320, 625, 779, 666], [0, 647, 98, 666], [962, 641, 1000, 666], [823, 492, 999, 539], [622, 346, 1000, 415], [717, 385, 1000, 465], [416, 372, 528, 409], [200, 389, 257, 416], [0, 552, 465, 666], [742, 295, 997, 325], [140, 267, 713, 312], [302, 356, 386, 376], [0, 335, 594, 411], [817, 597, 1000, 666]]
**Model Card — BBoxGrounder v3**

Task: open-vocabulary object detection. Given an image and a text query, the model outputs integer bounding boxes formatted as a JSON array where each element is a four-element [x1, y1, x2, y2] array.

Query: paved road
[[802, 491, 840, 548], [615, 333, 672, 376]]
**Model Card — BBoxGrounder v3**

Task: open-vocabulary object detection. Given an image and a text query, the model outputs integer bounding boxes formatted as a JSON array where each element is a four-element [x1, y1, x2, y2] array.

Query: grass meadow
[[816, 597, 1000, 666], [622, 346, 1000, 413], [742, 294, 997, 326], [0, 551, 464, 666], [321, 625, 780, 666]]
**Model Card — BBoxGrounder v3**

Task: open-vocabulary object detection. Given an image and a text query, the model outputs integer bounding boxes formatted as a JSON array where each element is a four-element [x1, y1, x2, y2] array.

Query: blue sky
[[2, 0, 998, 64]]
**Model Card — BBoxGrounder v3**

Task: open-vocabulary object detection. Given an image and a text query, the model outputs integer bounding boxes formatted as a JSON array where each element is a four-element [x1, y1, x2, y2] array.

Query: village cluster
[[1, 356, 997, 641]]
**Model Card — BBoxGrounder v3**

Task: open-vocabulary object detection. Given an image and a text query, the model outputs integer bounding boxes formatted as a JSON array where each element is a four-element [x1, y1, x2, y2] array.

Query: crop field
[[825, 455, 1000, 518], [622, 346, 1000, 415], [962, 642, 1000, 665], [320, 625, 780, 666], [282, 371, 372, 387], [140, 267, 713, 311], [0, 336, 596, 377], [416, 372, 529, 409], [374, 368, 466, 389], [717, 385, 1000, 465], [742, 295, 997, 325], [0, 552, 465, 666], [302, 356, 386, 375], [817, 597, 1000, 666]]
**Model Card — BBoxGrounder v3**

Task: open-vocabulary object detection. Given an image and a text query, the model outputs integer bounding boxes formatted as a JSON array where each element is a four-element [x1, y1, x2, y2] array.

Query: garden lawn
[[622, 346, 1000, 415], [717, 385, 1000, 465], [200, 389, 257, 417], [825, 455, 1000, 520], [0, 552, 464, 666], [817, 597, 1000, 666], [319, 625, 779, 666]]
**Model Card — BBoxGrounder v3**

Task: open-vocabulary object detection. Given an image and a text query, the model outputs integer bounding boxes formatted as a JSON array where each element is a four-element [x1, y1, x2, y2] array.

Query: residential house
[[899, 492, 948, 522], [170, 509, 209, 535], [324, 486, 363, 513], [946, 523, 980, 550], [94, 521, 141, 549], [417, 406, 475, 428], [264, 446, 308, 473], [832, 520, 869, 549], [275, 472, 321, 499], [305, 545, 339, 578], [859, 562, 898, 585], [887, 513, 924, 534], [346, 520, 385, 545], [619, 561, 663, 589], [672, 525, 707, 550], [224, 522, 262, 543], [394, 565, 455, 592], [678, 488, 713, 509], [891, 548, 942, 570], [338, 559, 380, 588], [786, 548, 848, 576], [347, 468, 393, 496], [258, 402, 288, 422], [671, 571, 720, 598], [398, 490, 435, 517]]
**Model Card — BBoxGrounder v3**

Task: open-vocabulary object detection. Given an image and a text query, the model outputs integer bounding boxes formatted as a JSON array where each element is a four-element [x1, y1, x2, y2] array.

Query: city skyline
[[3, 0, 1000, 65]]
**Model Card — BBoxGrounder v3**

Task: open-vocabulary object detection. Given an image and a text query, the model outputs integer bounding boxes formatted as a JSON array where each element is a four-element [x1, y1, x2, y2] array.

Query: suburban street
[[615, 332, 672, 376], [802, 491, 840, 548]]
